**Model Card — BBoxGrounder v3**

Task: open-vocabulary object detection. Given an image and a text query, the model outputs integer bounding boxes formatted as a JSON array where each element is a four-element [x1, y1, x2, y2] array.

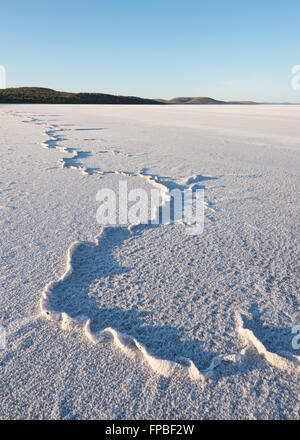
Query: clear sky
[[1, 0, 300, 101]]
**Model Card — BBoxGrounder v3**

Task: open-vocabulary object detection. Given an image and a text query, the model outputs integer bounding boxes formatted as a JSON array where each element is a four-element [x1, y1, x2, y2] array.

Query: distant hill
[[159, 97, 226, 105], [159, 96, 259, 105], [0, 87, 163, 105]]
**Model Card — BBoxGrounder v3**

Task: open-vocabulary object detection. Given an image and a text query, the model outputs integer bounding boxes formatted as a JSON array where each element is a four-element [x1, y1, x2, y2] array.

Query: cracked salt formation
[[10, 110, 300, 381]]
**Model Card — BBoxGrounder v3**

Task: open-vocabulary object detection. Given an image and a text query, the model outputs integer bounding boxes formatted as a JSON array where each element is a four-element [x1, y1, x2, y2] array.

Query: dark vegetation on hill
[[0, 87, 163, 105]]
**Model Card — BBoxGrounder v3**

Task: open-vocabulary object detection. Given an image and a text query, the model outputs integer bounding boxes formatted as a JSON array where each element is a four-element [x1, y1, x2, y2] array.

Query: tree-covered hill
[[0, 87, 163, 105]]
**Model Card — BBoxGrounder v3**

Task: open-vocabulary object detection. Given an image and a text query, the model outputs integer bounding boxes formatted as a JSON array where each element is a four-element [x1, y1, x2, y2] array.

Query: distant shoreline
[[0, 87, 299, 105]]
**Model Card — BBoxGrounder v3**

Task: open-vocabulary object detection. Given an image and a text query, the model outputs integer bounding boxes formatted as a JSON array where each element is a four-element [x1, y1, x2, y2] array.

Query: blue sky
[[1, 0, 300, 101]]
